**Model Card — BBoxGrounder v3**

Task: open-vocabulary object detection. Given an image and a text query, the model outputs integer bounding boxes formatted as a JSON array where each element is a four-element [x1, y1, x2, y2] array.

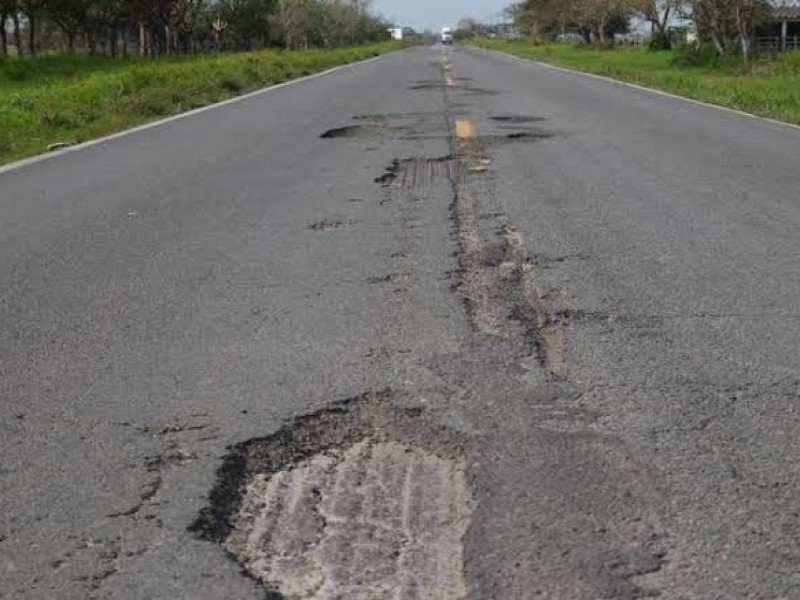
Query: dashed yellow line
[[455, 119, 475, 139]]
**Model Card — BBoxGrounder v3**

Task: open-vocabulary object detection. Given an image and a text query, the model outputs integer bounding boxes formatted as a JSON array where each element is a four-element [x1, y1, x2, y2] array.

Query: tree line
[[508, 0, 779, 59], [0, 0, 390, 58]]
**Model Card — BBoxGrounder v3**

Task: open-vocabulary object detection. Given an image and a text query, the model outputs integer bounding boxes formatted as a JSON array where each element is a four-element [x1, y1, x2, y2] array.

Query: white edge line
[[473, 46, 800, 133], [0, 52, 394, 176]]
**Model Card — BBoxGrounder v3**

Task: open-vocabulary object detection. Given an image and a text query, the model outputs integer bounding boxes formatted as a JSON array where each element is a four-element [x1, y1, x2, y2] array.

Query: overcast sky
[[373, 0, 507, 31]]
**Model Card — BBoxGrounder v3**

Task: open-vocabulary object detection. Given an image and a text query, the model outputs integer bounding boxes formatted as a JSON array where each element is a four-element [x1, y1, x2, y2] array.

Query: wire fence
[[753, 36, 800, 54]]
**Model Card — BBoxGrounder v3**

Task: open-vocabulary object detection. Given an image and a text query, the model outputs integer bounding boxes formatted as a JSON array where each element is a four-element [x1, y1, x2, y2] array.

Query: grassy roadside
[[0, 42, 401, 166], [471, 38, 800, 125]]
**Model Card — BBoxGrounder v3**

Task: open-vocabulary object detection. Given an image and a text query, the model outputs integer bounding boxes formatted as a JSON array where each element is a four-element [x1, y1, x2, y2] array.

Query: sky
[[373, 0, 508, 31]]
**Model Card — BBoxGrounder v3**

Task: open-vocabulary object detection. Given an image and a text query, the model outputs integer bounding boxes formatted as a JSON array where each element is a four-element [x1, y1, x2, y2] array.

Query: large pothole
[[191, 391, 474, 599]]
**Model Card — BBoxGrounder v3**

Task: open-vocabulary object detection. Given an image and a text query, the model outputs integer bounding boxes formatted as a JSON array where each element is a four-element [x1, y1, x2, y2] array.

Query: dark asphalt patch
[[470, 132, 555, 147], [490, 115, 547, 124], [190, 391, 473, 599], [319, 125, 382, 139], [408, 81, 499, 95], [308, 219, 344, 231], [146, 448, 199, 472], [352, 112, 440, 121], [320, 123, 410, 139], [505, 131, 554, 141], [108, 475, 162, 518], [375, 158, 400, 186], [367, 273, 400, 283]]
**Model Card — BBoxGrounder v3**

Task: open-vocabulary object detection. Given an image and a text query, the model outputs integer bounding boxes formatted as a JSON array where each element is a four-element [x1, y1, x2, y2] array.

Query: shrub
[[776, 50, 800, 76], [220, 77, 245, 92], [648, 33, 672, 51], [670, 43, 722, 67]]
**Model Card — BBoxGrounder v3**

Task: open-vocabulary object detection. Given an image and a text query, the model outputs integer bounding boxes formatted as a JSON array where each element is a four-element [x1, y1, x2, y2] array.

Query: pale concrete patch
[[191, 392, 474, 599], [226, 440, 471, 599]]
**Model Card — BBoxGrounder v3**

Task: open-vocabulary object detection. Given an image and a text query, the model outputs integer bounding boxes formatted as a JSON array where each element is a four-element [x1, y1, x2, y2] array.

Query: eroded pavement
[[3, 45, 800, 599]]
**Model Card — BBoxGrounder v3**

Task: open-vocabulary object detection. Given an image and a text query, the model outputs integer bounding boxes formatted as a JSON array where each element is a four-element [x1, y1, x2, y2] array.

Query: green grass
[[0, 42, 401, 165], [471, 38, 800, 125]]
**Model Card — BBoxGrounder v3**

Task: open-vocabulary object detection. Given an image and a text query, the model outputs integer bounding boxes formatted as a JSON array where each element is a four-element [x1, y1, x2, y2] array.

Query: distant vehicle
[[441, 26, 453, 45], [388, 26, 418, 41]]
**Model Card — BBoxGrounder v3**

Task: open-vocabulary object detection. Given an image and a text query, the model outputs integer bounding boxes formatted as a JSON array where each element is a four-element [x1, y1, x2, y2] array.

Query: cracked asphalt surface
[[3, 45, 800, 599]]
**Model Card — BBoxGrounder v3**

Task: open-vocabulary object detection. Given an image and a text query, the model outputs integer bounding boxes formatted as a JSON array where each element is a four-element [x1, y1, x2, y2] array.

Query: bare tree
[[511, 0, 632, 42], [271, 0, 313, 49], [732, 0, 770, 61], [631, 0, 686, 46], [689, 0, 770, 58]]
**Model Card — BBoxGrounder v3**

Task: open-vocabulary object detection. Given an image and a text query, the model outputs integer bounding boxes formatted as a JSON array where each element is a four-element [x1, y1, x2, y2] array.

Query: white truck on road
[[441, 26, 453, 45]]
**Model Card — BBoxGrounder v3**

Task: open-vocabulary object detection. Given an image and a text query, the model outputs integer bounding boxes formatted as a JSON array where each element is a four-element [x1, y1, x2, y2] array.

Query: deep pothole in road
[[190, 391, 474, 600], [320, 124, 408, 139], [320, 113, 447, 141]]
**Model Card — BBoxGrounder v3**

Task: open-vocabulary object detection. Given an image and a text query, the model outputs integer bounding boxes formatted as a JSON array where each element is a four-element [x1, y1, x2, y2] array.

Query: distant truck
[[441, 27, 453, 45], [389, 26, 418, 41]]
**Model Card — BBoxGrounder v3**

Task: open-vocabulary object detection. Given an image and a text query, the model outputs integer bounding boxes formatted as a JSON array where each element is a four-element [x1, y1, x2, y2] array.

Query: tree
[[217, 0, 275, 49], [631, 0, 685, 47], [732, 0, 770, 61], [510, 0, 632, 41], [0, 3, 7, 57], [577, 0, 633, 43], [0, 0, 24, 56], [689, 0, 769, 58], [43, 0, 93, 51], [19, 0, 46, 55], [170, 0, 206, 53], [2, 0, 390, 58]]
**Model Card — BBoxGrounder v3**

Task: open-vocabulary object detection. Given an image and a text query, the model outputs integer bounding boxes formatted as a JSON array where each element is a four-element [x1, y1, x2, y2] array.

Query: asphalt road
[[3, 45, 800, 599]]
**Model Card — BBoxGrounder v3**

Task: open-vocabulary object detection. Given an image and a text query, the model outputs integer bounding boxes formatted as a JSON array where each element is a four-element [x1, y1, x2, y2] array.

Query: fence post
[[782, 21, 788, 52]]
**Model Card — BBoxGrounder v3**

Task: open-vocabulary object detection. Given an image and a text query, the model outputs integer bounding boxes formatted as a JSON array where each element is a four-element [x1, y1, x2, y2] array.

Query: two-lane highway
[[2, 45, 800, 599]]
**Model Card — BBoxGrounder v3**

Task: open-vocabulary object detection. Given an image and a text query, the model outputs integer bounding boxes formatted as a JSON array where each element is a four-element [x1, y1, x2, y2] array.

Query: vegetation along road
[[471, 38, 800, 125], [4, 40, 800, 598]]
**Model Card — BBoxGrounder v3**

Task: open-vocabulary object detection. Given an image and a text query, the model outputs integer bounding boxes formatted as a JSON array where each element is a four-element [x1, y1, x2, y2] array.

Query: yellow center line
[[455, 119, 475, 139]]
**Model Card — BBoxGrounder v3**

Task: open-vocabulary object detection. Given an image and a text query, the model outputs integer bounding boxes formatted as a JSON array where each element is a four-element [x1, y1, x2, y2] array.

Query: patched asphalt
[[2, 45, 800, 599]]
